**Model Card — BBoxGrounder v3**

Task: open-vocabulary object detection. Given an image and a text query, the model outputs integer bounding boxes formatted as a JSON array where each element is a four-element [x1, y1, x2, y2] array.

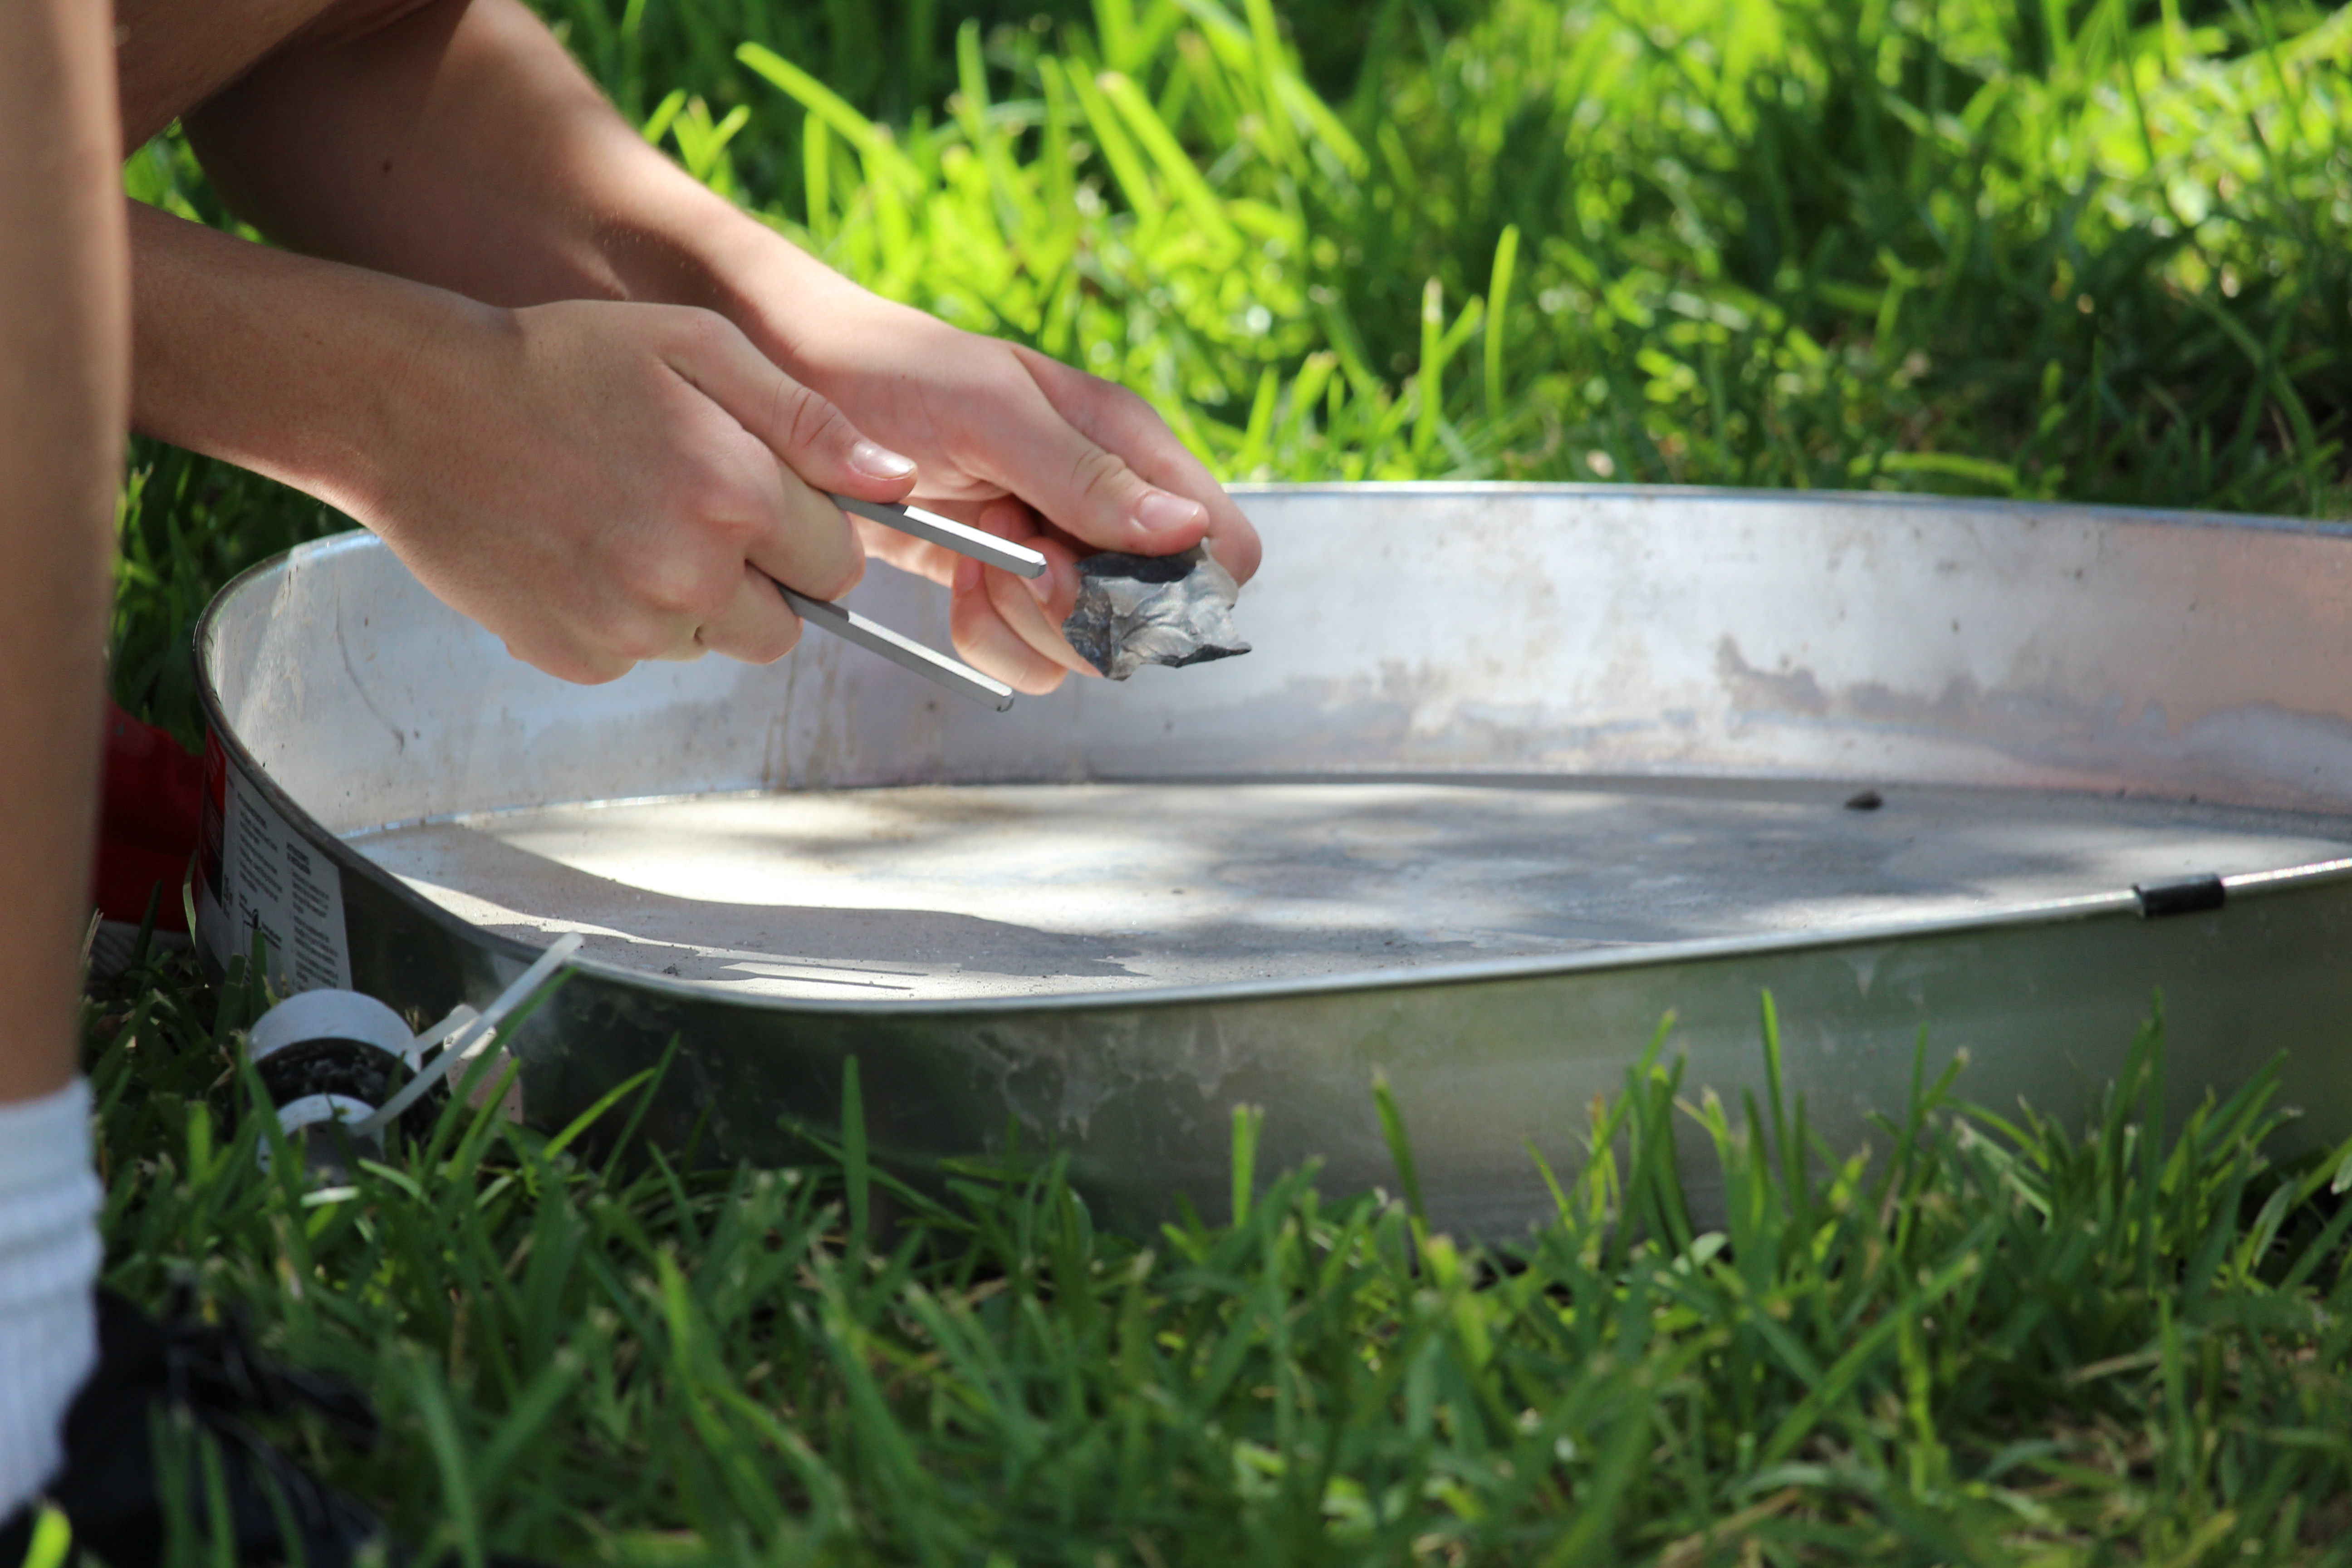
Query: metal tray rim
[[192, 618, 2352, 1018], [194, 488, 2352, 1019], [1219, 480, 2352, 540]]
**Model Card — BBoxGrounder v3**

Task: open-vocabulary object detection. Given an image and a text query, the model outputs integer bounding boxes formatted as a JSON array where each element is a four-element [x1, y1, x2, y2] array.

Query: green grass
[[111, 0, 2349, 740], [505, 0, 2352, 511], [90, 951, 2352, 1563], [91, 0, 2352, 1558]]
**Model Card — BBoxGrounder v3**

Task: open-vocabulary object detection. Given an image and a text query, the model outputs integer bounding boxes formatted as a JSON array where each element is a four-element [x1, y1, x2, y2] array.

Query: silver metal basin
[[194, 485, 2352, 1235]]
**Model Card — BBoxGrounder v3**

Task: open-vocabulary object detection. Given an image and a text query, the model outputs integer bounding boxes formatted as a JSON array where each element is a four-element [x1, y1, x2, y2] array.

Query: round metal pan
[[193, 485, 2352, 1235]]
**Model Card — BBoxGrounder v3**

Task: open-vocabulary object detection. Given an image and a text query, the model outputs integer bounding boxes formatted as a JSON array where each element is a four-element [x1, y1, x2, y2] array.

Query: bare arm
[[0, 0, 128, 1099], [181, 0, 732, 312], [132, 200, 908, 681], [144, 0, 1257, 692]]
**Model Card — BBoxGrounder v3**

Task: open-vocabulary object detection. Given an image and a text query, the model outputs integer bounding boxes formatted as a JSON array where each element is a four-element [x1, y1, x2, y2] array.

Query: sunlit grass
[[95, 2, 2352, 1557], [96, 954, 2352, 1563], [112, 0, 2349, 738]]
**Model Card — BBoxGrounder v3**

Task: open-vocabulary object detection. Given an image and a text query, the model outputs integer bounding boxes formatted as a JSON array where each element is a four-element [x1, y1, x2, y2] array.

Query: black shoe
[[2, 1286, 388, 1567]]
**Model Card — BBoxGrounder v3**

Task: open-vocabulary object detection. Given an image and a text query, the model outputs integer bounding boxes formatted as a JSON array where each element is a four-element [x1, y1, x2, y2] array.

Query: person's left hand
[[748, 281, 1262, 695]]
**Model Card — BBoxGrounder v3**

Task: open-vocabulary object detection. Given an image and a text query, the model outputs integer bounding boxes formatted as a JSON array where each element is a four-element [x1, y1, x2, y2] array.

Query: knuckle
[[1067, 444, 1132, 506], [666, 305, 737, 357], [684, 469, 766, 534], [632, 554, 731, 620], [774, 380, 832, 448], [627, 559, 697, 617]]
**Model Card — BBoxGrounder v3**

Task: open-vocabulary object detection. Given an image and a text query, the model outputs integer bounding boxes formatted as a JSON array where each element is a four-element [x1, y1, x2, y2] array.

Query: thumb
[[661, 312, 918, 503]]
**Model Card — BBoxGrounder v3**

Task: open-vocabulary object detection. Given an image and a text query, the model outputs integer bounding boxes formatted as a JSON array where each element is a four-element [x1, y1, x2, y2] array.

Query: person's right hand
[[354, 298, 920, 683]]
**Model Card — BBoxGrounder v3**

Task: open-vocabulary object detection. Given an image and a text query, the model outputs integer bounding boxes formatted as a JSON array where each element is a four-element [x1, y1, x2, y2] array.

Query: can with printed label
[[194, 727, 355, 995]]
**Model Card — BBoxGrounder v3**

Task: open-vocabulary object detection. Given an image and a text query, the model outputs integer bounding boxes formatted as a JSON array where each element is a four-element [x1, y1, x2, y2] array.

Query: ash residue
[[1062, 547, 1250, 681], [255, 1039, 439, 1142]]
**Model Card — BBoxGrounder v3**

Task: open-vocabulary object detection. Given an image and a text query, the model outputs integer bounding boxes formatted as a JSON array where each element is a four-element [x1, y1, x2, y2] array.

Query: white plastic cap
[[247, 989, 414, 1063]]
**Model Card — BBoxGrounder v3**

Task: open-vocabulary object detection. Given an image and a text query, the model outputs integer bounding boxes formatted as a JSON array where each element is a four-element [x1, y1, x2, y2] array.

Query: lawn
[[93, 0, 2352, 1562]]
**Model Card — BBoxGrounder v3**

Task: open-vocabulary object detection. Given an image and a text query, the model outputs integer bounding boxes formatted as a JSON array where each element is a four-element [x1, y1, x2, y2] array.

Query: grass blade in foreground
[[87, 957, 2352, 1563]]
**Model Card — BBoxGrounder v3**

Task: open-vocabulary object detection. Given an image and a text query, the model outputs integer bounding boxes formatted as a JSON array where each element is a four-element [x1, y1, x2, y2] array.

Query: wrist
[[682, 214, 873, 372]]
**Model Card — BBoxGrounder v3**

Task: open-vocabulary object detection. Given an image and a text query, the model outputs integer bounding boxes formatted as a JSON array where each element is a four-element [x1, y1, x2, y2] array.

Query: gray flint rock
[[1061, 547, 1252, 681]]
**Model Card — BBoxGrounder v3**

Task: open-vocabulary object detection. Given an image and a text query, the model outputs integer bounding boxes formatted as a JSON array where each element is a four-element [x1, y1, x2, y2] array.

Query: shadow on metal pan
[[193, 483, 2352, 1237]]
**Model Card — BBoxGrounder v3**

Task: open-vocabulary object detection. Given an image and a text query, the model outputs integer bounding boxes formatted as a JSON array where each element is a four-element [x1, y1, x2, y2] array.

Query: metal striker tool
[[775, 587, 1019, 712], [772, 494, 1048, 712], [830, 493, 1049, 577]]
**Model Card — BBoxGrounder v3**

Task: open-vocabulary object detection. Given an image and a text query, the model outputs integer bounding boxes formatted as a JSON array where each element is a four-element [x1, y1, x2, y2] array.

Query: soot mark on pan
[[335, 598, 408, 755]]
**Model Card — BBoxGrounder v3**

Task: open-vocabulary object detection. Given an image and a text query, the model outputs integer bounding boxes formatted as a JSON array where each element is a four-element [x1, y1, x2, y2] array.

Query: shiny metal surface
[[791, 494, 1040, 708], [195, 485, 2352, 1236], [828, 494, 1048, 578], [775, 585, 1016, 710], [347, 781, 2352, 1000]]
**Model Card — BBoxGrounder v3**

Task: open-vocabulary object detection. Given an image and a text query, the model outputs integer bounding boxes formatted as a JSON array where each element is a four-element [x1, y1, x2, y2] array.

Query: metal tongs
[[771, 494, 1049, 713]]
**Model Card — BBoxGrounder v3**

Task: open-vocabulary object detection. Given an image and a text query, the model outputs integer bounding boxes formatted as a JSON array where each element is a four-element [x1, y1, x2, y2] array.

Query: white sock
[[0, 1079, 101, 1520]]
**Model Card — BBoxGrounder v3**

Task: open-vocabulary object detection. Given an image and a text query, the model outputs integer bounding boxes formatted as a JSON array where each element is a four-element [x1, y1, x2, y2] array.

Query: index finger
[[1011, 345, 1262, 585]]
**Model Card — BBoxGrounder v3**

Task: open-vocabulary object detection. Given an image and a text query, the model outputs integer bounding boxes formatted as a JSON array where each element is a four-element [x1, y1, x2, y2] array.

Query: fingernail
[[1134, 489, 1205, 535], [849, 440, 917, 480], [1024, 564, 1055, 606], [953, 557, 981, 595]]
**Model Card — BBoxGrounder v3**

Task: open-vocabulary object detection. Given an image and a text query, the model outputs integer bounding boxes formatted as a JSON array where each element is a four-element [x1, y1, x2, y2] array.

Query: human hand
[[358, 298, 919, 683], [757, 285, 1262, 695]]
